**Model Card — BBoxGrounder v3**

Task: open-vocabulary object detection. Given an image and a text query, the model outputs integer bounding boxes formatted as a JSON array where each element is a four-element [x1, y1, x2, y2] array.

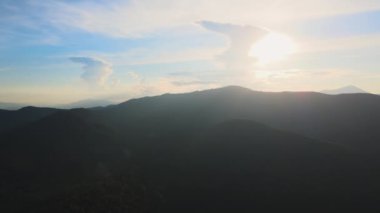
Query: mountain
[[60, 99, 115, 109], [0, 99, 115, 111], [321, 85, 368, 94], [0, 106, 59, 133], [0, 115, 365, 212], [102, 86, 380, 151], [155, 119, 362, 212], [1, 86, 380, 212]]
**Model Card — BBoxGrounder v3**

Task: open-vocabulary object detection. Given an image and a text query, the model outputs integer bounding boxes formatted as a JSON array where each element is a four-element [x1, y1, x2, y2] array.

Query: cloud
[[127, 71, 146, 87], [127, 71, 141, 82], [199, 21, 268, 73], [36, 0, 380, 38], [300, 33, 380, 54], [69, 57, 112, 87], [168, 72, 196, 77], [199, 21, 266, 37], [252, 68, 366, 92]]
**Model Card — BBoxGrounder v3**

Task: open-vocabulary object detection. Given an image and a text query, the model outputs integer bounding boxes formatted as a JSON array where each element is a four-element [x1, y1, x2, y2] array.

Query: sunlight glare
[[249, 33, 296, 64]]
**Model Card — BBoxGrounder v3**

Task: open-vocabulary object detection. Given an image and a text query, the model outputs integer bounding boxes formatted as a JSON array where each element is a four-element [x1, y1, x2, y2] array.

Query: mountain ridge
[[1, 86, 380, 211]]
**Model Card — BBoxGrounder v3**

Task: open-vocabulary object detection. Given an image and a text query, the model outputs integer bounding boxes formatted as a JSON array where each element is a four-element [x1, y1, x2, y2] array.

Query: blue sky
[[1, 0, 380, 105]]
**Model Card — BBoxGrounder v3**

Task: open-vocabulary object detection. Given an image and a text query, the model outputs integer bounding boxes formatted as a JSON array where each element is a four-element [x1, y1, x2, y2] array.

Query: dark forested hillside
[[0, 106, 59, 133], [1, 86, 380, 212]]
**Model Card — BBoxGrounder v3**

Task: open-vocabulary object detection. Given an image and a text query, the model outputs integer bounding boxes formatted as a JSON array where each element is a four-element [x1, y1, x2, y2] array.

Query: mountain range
[[1, 85, 371, 111], [1, 86, 380, 212], [58, 99, 115, 109], [0, 99, 115, 110]]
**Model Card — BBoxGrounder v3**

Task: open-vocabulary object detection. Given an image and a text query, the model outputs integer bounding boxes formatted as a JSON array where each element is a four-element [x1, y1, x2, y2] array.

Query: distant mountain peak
[[321, 85, 368, 95], [19, 106, 38, 110], [205, 85, 255, 94]]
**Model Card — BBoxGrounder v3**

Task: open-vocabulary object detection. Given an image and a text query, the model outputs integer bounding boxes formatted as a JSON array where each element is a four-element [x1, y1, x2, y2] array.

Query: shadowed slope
[[1, 86, 380, 212], [106, 86, 380, 150], [0, 106, 59, 133]]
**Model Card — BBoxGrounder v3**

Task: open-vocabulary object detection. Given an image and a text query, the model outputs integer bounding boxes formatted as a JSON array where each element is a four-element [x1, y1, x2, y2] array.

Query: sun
[[249, 33, 296, 64]]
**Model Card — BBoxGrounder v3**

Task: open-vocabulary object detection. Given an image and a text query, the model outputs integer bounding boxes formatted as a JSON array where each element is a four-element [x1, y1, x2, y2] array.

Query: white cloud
[[252, 68, 375, 92], [3, 0, 380, 104], [37, 0, 380, 38], [199, 21, 268, 73], [69, 57, 113, 87], [127, 71, 142, 82], [299, 33, 380, 54]]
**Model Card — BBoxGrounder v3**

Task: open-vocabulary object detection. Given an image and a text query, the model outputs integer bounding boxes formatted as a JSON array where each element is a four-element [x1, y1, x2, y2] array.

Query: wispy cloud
[[69, 57, 113, 87], [253, 68, 374, 92], [300, 33, 380, 53], [34, 0, 380, 38], [2, 0, 380, 104]]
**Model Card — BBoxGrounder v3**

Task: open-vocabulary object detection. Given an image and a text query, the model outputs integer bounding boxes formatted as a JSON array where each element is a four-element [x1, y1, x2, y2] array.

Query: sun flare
[[249, 33, 296, 64]]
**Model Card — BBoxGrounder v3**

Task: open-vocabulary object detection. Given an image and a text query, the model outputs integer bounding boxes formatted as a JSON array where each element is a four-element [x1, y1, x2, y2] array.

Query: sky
[[1, 0, 380, 105]]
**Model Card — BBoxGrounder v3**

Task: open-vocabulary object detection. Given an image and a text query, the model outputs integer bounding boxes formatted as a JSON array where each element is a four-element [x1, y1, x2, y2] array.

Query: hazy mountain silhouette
[[60, 99, 115, 109], [321, 85, 368, 94], [1, 86, 380, 212], [104, 86, 380, 151]]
